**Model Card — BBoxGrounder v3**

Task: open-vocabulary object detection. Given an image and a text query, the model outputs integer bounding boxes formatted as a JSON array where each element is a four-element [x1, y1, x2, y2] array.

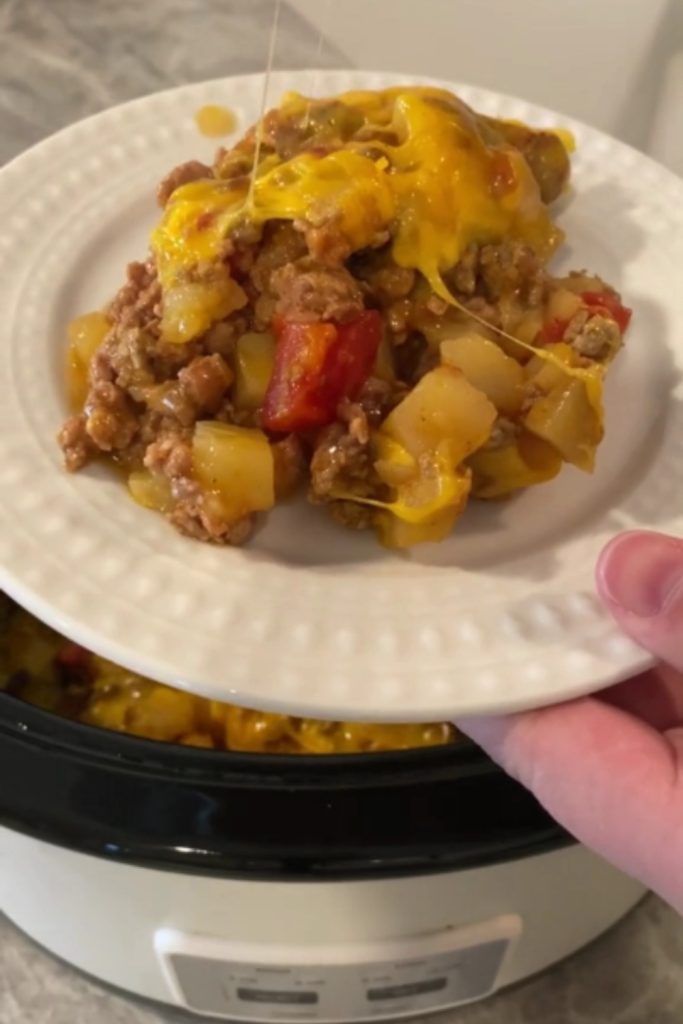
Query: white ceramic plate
[[0, 69, 680, 722]]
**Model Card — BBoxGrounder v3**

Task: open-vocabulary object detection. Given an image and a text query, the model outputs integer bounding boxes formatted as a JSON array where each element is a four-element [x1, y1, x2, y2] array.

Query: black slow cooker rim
[[0, 690, 573, 880], [0, 689, 491, 790]]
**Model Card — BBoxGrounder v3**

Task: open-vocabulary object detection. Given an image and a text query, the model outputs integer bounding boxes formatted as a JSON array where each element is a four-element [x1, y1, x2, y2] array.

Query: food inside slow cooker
[[58, 86, 631, 550], [0, 597, 455, 753]]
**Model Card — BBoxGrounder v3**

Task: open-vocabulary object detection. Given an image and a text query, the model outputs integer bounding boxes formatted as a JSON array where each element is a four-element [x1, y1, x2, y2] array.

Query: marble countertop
[[1, 0, 682, 1021]]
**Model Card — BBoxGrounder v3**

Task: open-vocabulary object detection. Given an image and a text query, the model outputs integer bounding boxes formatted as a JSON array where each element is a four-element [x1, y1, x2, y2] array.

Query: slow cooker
[[0, 671, 644, 1022]]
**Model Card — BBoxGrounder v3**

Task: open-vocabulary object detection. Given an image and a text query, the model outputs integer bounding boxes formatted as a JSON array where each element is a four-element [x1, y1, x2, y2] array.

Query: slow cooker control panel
[[156, 916, 521, 1022]]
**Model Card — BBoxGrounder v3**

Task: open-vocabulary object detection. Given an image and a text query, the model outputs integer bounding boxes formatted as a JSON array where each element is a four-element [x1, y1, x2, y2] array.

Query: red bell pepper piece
[[262, 310, 383, 433], [538, 290, 632, 347], [581, 290, 632, 333], [538, 317, 569, 346]]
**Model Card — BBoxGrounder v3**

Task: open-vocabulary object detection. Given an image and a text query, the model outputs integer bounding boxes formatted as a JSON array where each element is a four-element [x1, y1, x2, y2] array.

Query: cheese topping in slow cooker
[[0, 599, 455, 754]]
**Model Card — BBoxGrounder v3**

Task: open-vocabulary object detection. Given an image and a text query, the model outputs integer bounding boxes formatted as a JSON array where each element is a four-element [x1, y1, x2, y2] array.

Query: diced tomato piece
[[581, 290, 632, 333], [538, 317, 569, 346], [262, 310, 383, 433], [54, 642, 92, 674]]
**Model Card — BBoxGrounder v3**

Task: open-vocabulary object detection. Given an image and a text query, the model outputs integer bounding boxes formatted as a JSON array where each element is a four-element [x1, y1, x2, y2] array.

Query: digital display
[[237, 988, 319, 1006], [366, 977, 448, 1001]]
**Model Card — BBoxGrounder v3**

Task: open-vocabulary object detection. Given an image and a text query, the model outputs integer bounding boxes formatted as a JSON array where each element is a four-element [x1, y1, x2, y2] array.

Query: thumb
[[596, 530, 683, 671]]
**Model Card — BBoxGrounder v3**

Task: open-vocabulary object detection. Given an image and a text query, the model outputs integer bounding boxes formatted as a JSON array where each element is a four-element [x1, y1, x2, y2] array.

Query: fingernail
[[598, 532, 683, 618]]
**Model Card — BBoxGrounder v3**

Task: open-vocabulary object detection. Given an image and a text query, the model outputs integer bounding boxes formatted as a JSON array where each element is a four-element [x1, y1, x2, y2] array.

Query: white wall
[[287, 0, 683, 174]]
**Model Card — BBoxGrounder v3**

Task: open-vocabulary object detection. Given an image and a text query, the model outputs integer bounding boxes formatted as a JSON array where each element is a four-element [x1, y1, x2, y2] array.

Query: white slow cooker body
[[0, 827, 644, 1021]]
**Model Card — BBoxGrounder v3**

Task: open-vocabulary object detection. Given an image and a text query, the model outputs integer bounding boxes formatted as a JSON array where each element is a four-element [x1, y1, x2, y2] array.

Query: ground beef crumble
[[58, 415, 95, 472], [272, 435, 307, 499], [83, 381, 139, 453], [571, 315, 622, 360], [271, 259, 365, 323], [445, 241, 546, 309], [143, 432, 253, 545], [156, 160, 213, 207], [309, 429, 380, 534], [309, 423, 379, 502], [106, 260, 161, 330], [177, 354, 233, 414], [57, 226, 620, 544], [338, 377, 397, 444]]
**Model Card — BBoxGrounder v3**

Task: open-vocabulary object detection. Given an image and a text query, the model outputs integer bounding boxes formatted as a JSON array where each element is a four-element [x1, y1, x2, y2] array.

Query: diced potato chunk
[[128, 469, 174, 513], [192, 422, 275, 516], [363, 435, 472, 548], [371, 366, 495, 547], [66, 311, 110, 408], [524, 341, 584, 391], [514, 309, 544, 345], [421, 311, 494, 348], [373, 434, 418, 487], [470, 432, 562, 498], [87, 683, 198, 741], [330, 429, 471, 548], [372, 454, 470, 548], [381, 366, 497, 465], [127, 686, 201, 741], [440, 333, 524, 415], [524, 380, 602, 472], [161, 276, 247, 345], [222, 705, 290, 752], [376, 505, 461, 549], [234, 332, 276, 410], [524, 354, 569, 395], [392, 457, 470, 520], [546, 288, 582, 323]]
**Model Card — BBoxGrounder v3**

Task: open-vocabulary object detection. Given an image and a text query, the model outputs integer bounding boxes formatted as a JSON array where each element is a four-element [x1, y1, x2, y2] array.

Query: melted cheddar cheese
[[152, 87, 564, 305]]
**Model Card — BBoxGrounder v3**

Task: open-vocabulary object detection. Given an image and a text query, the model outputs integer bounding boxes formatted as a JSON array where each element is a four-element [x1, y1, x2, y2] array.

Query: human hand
[[457, 530, 683, 911]]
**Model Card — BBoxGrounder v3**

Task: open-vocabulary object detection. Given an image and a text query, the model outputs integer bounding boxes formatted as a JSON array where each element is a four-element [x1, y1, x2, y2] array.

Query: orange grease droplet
[[194, 105, 238, 138]]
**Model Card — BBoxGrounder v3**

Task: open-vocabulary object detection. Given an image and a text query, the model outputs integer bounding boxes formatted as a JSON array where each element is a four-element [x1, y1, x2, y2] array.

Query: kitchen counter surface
[[1, 1, 682, 1021]]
